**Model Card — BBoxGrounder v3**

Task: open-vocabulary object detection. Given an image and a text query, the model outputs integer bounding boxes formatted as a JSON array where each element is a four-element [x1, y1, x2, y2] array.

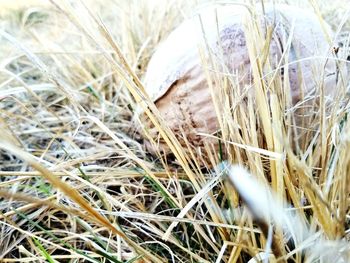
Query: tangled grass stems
[[0, 0, 349, 262]]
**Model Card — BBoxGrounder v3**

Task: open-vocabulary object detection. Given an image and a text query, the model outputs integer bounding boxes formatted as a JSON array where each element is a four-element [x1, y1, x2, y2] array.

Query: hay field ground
[[0, 0, 349, 262]]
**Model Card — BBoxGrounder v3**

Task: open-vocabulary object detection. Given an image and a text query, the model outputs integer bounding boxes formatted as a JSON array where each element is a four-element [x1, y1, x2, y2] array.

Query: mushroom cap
[[140, 4, 339, 155]]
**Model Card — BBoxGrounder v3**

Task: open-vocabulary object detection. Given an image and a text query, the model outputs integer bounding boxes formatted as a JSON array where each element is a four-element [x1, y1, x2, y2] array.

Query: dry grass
[[0, 0, 349, 262]]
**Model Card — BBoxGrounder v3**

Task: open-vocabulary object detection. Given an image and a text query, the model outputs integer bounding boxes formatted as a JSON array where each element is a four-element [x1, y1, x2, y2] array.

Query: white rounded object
[[140, 4, 337, 154]]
